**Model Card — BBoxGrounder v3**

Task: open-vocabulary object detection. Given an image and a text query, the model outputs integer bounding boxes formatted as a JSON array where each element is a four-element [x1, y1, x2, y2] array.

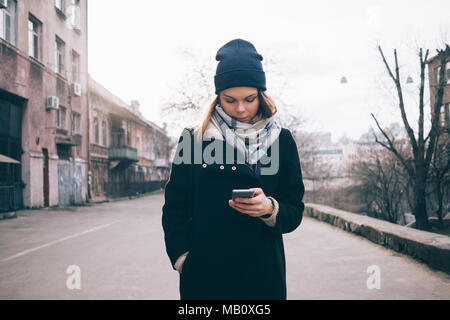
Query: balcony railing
[[108, 146, 138, 162], [104, 180, 167, 198], [154, 158, 169, 168]]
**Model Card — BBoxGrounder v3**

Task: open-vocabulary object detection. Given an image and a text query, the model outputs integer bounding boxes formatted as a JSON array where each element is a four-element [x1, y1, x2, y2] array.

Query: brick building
[[88, 76, 171, 201], [426, 47, 450, 215], [427, 48, 450, 132], [0, 0, 88, 211]]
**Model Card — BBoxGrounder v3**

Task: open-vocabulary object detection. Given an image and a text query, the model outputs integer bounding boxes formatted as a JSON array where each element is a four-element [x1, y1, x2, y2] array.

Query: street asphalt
[[0, 190, 449, 299]]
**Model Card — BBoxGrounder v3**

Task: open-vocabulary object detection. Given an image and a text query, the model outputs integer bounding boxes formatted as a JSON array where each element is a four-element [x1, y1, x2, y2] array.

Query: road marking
[[0, 220, 121, 263]]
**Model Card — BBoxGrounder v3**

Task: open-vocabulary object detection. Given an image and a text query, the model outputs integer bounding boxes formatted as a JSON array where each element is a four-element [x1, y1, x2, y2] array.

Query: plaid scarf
[[210, 104, 282, 165]]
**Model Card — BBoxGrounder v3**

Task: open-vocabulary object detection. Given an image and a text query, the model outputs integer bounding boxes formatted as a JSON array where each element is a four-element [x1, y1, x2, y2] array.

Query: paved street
[[0, 191, 449, 300]]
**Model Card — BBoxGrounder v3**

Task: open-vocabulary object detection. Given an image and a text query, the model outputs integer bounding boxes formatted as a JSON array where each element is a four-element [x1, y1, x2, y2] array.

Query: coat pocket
[[180, 252, 191, 275], [179, 251, 195, 299]]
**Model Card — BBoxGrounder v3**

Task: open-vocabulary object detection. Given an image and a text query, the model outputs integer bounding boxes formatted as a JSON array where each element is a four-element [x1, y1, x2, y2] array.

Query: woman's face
[[219, 87, 260, 124]]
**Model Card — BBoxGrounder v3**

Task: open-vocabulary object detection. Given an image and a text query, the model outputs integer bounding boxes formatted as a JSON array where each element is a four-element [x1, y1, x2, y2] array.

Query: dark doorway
[[0, 91, 24, 212]]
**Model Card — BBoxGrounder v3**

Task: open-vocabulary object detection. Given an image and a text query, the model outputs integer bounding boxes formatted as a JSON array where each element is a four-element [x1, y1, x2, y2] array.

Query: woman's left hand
[[228, 188, 272, 217]]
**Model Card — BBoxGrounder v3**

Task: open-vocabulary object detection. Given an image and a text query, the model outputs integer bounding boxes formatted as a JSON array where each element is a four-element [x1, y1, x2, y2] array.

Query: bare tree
[[371, 44, 450, 230], [294, 130, 335, 204], [351, 141, 410, 224], [161, 48, 308, 136], [160, 49, 215, 135]]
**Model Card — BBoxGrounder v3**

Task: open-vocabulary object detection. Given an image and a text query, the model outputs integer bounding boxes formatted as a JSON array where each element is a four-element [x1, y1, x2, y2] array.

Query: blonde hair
[[192, 89, 278, 142]]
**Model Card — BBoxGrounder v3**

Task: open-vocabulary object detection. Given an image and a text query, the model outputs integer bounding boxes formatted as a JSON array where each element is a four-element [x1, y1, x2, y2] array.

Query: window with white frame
[[55, 36, 65, 75], [0, 0, 16, 45], [28, 15, 42, 60], [57, 106, 67, 129], [71, 112, 81, 134], [71, 50, 80, 83], [55, 0, 65, 14], [70, 0, 80, 30]]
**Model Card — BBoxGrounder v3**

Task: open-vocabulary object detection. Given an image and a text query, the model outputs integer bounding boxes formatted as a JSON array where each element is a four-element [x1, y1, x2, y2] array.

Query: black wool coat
[[161, 126, 305, 300]]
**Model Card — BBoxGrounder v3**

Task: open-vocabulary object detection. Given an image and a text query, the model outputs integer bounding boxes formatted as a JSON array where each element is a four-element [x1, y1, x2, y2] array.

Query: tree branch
[[378, 46, 419, 159], [371, 113, 414, 178]]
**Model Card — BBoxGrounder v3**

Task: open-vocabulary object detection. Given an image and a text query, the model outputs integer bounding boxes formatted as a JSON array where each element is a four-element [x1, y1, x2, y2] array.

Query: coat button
[[219, 165, 224, 170], [202, 164, 207, 168], [231, 166, 236, 170]]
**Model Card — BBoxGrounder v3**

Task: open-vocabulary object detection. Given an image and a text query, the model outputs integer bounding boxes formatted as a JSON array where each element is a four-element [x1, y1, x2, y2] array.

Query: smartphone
[[232, 189, 256, 200]]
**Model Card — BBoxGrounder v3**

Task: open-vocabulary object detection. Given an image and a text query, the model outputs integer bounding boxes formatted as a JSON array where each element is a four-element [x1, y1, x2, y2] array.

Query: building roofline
[[88, 74, 166, 135], [425, 45, 450, 64]]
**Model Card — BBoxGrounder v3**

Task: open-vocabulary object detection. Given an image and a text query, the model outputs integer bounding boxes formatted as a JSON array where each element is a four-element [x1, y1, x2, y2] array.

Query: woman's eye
[[225, 99, 255, 103]]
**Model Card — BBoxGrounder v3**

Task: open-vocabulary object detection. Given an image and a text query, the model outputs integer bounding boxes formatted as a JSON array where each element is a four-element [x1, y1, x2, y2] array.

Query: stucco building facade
[[0, 0, 88, 211]]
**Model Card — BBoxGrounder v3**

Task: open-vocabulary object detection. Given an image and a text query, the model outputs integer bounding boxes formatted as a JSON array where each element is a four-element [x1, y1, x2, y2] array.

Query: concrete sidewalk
[[304, 204, 450, 274]]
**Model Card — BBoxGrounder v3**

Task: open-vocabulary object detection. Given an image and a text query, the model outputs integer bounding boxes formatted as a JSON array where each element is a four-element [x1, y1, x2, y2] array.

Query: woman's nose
[[236, 102, 246, 112]]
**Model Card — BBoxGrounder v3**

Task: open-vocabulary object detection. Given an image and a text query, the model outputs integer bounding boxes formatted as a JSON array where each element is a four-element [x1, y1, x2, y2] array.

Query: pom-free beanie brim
[[214, 69, 266, 94]]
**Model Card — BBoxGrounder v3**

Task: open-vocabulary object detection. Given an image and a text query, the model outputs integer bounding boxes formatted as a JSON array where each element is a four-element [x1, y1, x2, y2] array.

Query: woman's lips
[[236, 116, 249, 122]]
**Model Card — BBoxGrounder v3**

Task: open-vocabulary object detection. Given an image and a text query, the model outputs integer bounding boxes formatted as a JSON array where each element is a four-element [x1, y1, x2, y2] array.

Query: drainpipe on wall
[[86, 4, 91, 202], [86, 77, 92, 201]]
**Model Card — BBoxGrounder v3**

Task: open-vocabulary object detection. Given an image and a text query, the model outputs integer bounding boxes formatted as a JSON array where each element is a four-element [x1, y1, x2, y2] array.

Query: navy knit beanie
[[214, 39, 266, 95]]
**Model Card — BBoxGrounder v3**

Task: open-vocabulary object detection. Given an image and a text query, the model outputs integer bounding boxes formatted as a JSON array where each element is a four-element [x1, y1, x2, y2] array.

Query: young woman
[[162, 38, 305, 300]]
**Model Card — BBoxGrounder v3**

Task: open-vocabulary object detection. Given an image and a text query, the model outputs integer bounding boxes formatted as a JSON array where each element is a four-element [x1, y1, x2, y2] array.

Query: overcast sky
[[88, 0, 449, 141]]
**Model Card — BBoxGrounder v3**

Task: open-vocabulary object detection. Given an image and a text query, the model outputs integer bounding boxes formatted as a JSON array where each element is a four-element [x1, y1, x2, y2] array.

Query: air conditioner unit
[[0, 0, 7, 9], [46, 96, 59, 110], [71, 82, 82, 96]]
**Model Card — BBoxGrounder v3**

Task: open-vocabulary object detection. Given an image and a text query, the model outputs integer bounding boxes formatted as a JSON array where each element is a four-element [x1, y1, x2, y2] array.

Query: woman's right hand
[[175, 251, 189, 274]]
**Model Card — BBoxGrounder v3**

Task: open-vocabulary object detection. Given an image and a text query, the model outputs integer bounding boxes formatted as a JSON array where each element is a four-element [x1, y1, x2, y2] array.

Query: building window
[[435, 67, 440, 84], [441, 103, 450, 128], [28, 15, 42, 60], [57, 106, 66, 129], [70, 0, 80, 30], [55, 36, 65, 75], [0, 0, 16, 45], [94, 117, 99, 145], [447, 63, 450, 85], [102, 120, 107, 146], [71, 112, 81, 134], [135, 137, 140, 156], [435, 63, 450, 85], [55, 0, 65, 15], [126, 121, 132, 146], [71, 50, 80, 84]]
